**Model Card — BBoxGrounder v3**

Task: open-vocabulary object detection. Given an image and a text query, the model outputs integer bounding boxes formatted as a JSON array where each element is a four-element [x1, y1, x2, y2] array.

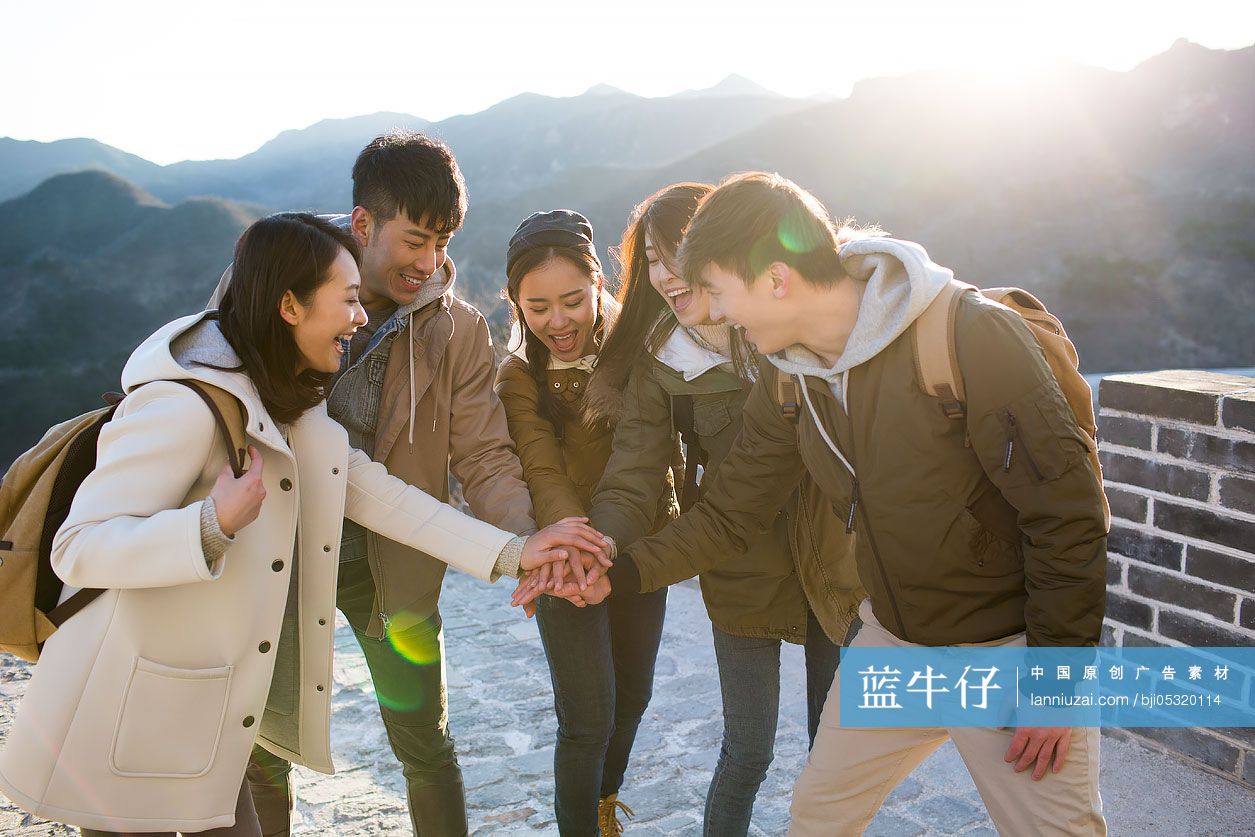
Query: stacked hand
[[513, 519, 614, 617]]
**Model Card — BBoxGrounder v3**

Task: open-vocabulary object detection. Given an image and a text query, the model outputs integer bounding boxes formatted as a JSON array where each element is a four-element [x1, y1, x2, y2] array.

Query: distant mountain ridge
[[0, 77, 808, 208], [1, 40, 1252, 467]]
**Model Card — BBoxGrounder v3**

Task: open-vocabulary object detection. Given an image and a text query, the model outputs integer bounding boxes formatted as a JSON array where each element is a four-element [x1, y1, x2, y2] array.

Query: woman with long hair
[[495, 210, 679, 836], [0, 212, 605, 836], [563, 183, 863, 836]]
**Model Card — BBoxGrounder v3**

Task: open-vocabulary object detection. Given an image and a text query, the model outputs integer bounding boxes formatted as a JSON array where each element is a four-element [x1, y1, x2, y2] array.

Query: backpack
[[912, 280, 1110, 526], [0, 380, 247, 662]]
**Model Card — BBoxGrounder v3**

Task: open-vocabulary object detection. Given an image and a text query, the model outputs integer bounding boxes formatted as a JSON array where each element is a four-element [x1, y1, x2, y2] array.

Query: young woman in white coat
[[0, 213, 607, 836]]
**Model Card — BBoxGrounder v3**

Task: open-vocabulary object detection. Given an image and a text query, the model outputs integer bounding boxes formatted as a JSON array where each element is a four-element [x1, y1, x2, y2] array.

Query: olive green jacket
[[590, 346, 862, 644], [616, 294, 1108, 648]]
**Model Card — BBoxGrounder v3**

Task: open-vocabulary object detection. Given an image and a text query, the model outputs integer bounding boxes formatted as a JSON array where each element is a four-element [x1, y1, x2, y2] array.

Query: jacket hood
[[120, 312, 289, 451], [768, 237, 953, 382], [654, 324, 733, 381]]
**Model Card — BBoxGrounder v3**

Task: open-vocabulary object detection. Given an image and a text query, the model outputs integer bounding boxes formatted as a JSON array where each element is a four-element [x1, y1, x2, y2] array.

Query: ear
[[277, 289, 302, 326], [349, 206, 372, 248], [767, 261, 791, 299]]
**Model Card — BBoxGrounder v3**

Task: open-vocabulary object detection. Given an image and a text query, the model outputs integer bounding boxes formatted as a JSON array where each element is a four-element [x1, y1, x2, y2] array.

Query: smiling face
[[702, 262, 798, 355], [645, 232, 711, 327], [517, 256, 600, 362], [285, 247, 369, 373], [353, 207, 453, 310]]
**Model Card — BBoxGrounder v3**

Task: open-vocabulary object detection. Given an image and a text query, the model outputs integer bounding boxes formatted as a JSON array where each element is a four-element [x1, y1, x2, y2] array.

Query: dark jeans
[[246, 558, 467, 837], [702, 609, 841, 837], [535, 585, 668, 836], [80, 777, 260, 836]]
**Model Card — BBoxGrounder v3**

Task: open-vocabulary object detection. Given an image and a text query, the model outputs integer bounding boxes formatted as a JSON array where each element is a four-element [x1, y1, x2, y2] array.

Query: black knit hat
[[506, 209, 598, 277]]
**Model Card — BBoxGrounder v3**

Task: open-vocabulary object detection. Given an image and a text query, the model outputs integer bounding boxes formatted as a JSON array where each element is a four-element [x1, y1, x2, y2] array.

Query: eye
[[528, 307, 547, 315]]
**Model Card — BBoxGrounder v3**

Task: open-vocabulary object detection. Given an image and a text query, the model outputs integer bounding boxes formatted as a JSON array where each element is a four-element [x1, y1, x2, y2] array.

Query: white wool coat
[[0, 313, 514, 832]]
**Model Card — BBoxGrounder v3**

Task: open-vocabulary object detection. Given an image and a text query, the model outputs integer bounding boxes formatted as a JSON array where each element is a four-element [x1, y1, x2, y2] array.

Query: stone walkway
[[3, 573, 1254, 835]]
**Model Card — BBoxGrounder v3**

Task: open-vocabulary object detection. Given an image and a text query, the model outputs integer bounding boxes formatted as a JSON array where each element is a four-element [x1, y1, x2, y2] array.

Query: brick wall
[[1097, 370, 1255, 787]]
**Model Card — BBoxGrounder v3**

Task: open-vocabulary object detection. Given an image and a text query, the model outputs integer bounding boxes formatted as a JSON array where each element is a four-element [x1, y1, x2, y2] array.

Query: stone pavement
[[3, 572, 1254, 835]]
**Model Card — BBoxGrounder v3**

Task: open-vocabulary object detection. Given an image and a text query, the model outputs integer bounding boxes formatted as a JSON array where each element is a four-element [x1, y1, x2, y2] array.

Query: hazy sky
[[3, 0, 1252, 165]]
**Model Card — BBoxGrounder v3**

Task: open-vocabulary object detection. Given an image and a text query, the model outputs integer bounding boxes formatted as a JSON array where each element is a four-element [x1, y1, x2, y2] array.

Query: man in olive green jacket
[[597, 172, 1109, 836]]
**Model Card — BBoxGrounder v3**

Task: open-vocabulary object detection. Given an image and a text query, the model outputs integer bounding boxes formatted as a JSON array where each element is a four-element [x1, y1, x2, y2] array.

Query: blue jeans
[[536, 586, 669, 836], [702, 609, 841, 837]]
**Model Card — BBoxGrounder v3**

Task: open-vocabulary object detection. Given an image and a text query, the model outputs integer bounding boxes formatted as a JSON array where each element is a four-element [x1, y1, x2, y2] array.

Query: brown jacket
[[590, 338, 862, 644], [618, 294, 1108, 647], [208, 260, 535, 638], [494, 356, 677, 529]]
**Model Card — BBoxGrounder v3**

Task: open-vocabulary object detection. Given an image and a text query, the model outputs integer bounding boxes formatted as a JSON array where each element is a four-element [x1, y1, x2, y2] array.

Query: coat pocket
[[109, 656, 233, 778], [693, 398, 732, 438], [960, 508, 1021, 577]]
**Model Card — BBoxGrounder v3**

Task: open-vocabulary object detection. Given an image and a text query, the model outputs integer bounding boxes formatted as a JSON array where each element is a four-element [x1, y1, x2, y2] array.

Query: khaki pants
[[789, 600, 1106, 836]]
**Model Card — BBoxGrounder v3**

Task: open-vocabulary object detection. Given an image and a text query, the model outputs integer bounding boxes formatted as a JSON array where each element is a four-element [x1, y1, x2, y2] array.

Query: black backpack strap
[[672, 394, 709, 512]]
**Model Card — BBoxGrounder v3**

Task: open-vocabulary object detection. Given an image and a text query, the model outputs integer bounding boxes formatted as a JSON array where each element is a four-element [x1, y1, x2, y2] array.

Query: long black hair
[[216, 212, 362, 424]]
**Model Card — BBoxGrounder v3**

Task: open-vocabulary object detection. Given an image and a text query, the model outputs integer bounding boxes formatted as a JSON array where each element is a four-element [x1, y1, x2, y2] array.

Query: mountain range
[[1, 44, 1252, 465]]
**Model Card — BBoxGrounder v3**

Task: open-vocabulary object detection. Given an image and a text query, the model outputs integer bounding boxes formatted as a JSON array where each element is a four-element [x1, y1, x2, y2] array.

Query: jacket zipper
[[797, 373, 911, 643], [843, 416, 911, 644], [1004, 410, 1045, 481]]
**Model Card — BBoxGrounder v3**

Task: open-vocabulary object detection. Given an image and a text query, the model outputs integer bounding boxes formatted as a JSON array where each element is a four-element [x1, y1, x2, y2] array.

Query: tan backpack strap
[[776, 370, 800, 421], [173, 380, 249, 478], [913, 280, 973, 420]]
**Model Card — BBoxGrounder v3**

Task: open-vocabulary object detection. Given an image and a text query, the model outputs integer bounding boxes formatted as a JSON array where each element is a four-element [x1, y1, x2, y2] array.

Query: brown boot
[[597, 792, 635, 835]]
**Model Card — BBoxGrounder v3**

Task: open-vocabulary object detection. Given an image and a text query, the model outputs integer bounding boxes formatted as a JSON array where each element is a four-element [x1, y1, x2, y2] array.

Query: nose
[[414, 245, 438, 278], [352, 302, 368, 327], [708, 297, 726, 324], [549, 307, 569, 329]]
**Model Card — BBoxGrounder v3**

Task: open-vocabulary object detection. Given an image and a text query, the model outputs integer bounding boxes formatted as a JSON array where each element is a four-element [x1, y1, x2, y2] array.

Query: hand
[[520, 517, 611, 575], [1005, 726, 1071, 780], [209, 446, 265, 537], [567, 573, 610, 606]]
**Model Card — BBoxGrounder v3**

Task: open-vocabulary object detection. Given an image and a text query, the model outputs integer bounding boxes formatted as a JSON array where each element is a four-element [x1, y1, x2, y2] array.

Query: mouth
[[548, 330, 580, 355], [399, 272, 427, 291], [335, 332, 355, 355], [664, 286, 694, 314]]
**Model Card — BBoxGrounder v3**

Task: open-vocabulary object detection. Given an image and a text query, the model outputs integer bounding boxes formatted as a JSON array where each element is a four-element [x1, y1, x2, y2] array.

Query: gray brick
[[1158, 610, 1252, 647], [1245, 753, 1255, 787], [1134, 727, 1240, 774], [1100, 623, 1119, 646], [1107, 525, 1184, 570], [1098, 415, 1153, 449], [1106, 557, 1124, 587], [1105, 590, 1153, 631], [1222, 394, 1255, 433], [1155, 501, 1255, 555], [1242, 598, 1255, 631], [1106, 486, 1149, 523], [1219, 475, 1255, 515], [1157, 428, 1255, 477], [1100, 450, 1210, 500], [1185, 546, 1255, 594], [1121, 630, 1168, 647], [1099, 377, 1218, 424], [1128, 565, 1237, 621]]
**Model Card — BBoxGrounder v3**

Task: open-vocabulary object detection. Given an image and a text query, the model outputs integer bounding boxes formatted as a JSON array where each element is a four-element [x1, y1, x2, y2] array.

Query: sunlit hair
[[216, 213, 361, 424], [590, 183, 718, 406], [352, 131, 467, 233], [504, 244, 605, 433], [678, 171, 882, 289]]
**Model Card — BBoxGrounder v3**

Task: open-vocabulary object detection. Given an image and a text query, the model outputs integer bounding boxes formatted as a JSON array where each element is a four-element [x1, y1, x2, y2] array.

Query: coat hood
[[654, 324, 733, 381], [768, 237, 953, 383], [120, 312, 289, 452]]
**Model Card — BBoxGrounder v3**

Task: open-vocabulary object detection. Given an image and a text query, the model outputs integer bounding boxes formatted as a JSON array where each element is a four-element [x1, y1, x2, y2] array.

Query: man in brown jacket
[[210, 132, 537, 836], [594, 172, 1110, 835]]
